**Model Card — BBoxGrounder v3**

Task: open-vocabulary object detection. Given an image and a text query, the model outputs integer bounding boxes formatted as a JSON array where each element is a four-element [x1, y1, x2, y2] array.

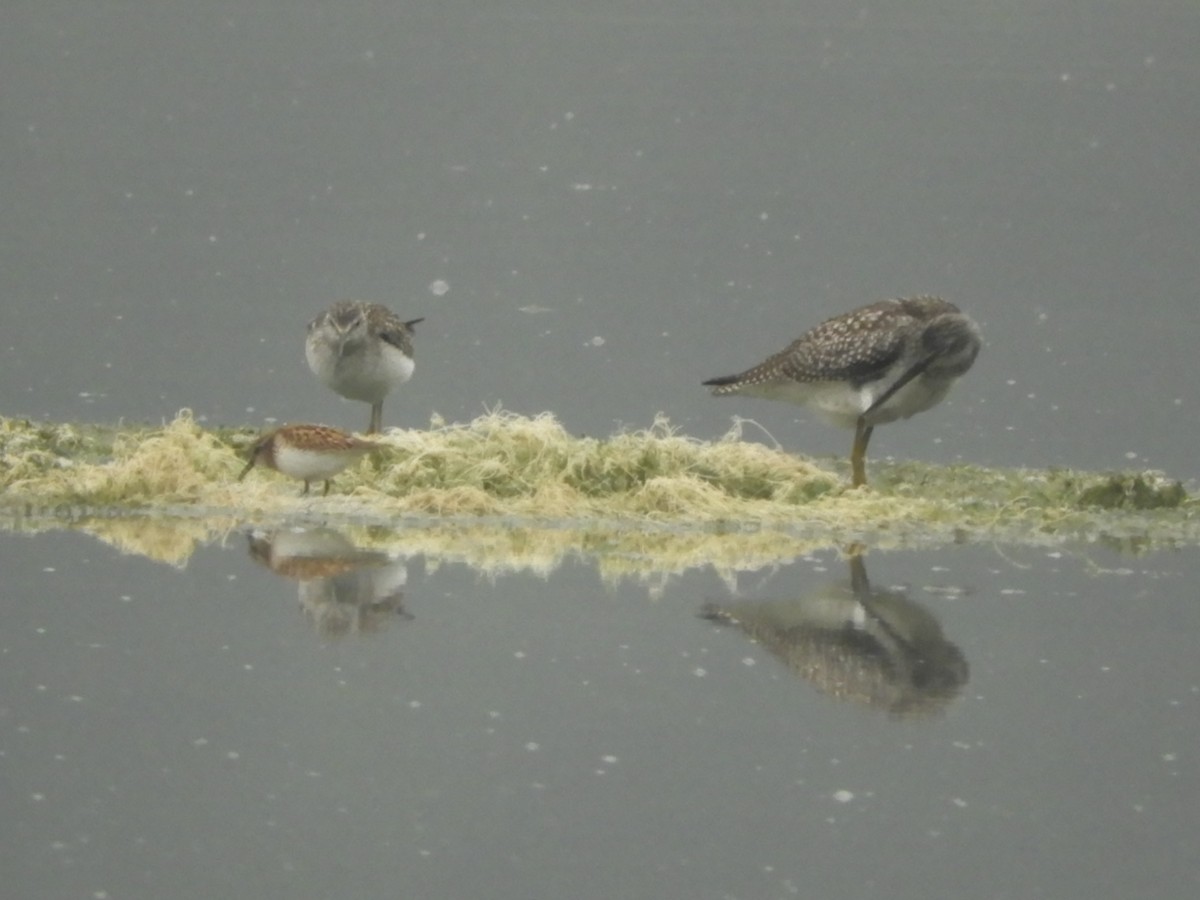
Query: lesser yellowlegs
[[703, 296, 981, 486]]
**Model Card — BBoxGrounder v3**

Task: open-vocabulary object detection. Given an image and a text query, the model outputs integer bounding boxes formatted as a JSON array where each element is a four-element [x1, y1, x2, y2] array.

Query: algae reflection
[[701, 551, 969, 718], [246, 527, 413, 637]]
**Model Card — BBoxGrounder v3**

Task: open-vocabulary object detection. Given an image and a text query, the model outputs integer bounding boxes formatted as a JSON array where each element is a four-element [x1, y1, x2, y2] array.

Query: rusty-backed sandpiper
[[238, 424, 378, 496]]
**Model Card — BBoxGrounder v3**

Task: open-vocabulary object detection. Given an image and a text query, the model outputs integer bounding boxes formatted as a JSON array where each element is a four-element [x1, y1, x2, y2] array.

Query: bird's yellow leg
[[851, 420, 873, 488]]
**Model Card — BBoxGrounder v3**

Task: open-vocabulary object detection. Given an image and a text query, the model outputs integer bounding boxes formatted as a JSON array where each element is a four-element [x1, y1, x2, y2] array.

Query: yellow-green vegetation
[[2, 411, 1196, 567]]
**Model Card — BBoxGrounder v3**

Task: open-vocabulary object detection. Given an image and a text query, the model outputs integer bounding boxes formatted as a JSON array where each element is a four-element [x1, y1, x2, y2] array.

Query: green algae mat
[[2, 411, 1196, 573]]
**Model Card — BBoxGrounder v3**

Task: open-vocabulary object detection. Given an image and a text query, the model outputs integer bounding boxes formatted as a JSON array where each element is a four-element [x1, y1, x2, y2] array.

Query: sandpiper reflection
[[247, 527, 412, 637], [701, 551, 968, 718]]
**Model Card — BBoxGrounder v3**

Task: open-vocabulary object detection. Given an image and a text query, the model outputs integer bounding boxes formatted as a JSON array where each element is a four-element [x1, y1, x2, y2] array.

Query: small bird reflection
[[247, 527, 412, 637], [700, 551, 968, 718]]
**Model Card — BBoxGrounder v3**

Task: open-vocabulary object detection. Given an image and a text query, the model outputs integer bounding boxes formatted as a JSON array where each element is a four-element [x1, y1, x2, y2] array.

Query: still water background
[[2, 2, 1199, 898], [3, 0, 1198, 478], [3, 530, 1199, 900]]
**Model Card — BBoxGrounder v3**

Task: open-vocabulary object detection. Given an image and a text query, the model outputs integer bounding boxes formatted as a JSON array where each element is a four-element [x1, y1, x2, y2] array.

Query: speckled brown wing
[[374, 310, 423, 357], [296, 424, 376, 452], [745, 301, 914, 387]]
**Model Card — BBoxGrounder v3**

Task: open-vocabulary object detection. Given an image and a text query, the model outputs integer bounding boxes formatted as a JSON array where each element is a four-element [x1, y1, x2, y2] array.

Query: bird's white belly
[[860, 375, 954, 426], [753, 374, 955, 429], [320, 343, 415, 402], [272, 445, 360, 480]]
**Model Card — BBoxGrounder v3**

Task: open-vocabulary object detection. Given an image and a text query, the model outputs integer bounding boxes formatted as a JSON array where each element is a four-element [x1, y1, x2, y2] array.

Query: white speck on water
[[226, 751, 240, 760], [692, 667, 707, 677], [68, 695, 84, 703], [192, 738, 209, 747], [742, 657, 756, 667], [514, 651, 527, 659], [833, 789, 854, 803], [601, 754, 618, 765], [429, 279, 449, 296], [525, 742, 540, 752], [1124, 451, 1138, 460], [42, 567, 55, 573], [31, 792, 45, 802], [119, 594, 132, 602], [1163, 753, 1177, 762], [951, 797, 968, 808], [572, 183, 593, 191], [409, 700, 421, 709], [588, 336, 606, 347]]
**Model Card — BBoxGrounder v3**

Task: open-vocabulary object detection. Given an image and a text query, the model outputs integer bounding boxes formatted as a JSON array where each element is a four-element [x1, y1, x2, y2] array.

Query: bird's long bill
[[237, 457, 257, 481]]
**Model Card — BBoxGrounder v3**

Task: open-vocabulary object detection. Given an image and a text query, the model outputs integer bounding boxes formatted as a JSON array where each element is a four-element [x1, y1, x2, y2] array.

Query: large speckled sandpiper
[[238, 424, 378, 496], [703, 296, 982, 487], [305, 301, 423, 434]]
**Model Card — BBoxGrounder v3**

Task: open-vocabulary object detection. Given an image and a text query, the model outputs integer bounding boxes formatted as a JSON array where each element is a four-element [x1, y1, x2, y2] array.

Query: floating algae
[[1, 411, 1196, 560]]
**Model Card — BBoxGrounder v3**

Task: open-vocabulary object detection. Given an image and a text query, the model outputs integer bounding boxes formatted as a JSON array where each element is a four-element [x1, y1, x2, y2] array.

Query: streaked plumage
[[703, 296, 981, 486], [238, 424, 378, 495], [305, 301, 423, 434]]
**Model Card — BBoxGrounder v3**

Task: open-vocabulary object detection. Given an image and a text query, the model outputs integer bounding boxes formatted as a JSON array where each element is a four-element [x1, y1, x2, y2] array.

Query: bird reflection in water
[[700, 549, 968, 718], [247, 527, 412, 637]]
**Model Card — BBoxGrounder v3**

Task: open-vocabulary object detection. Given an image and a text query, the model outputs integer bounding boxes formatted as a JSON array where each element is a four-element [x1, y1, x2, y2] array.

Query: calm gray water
[[2, 526, 1198, 899], [2, 1, 1198, 477], [3, 2, 1200, 898]]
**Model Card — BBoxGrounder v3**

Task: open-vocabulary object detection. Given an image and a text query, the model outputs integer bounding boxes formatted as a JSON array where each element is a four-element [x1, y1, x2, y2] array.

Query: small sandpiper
[[305, 301, 423, 434], [703, 296, 982, 487], [238, 424, 378, 496]]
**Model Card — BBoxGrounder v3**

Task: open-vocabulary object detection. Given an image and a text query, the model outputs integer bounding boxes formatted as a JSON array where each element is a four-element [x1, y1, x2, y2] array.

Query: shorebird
[[238, 424, 378, 495], [703, 296, 981, 487], [305, 301, 423, 434]]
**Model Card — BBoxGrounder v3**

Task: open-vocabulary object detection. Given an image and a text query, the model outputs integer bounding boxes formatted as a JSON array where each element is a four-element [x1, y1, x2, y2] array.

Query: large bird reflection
[[701, 551, 968, 718], [247, 527, 412, 637]]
